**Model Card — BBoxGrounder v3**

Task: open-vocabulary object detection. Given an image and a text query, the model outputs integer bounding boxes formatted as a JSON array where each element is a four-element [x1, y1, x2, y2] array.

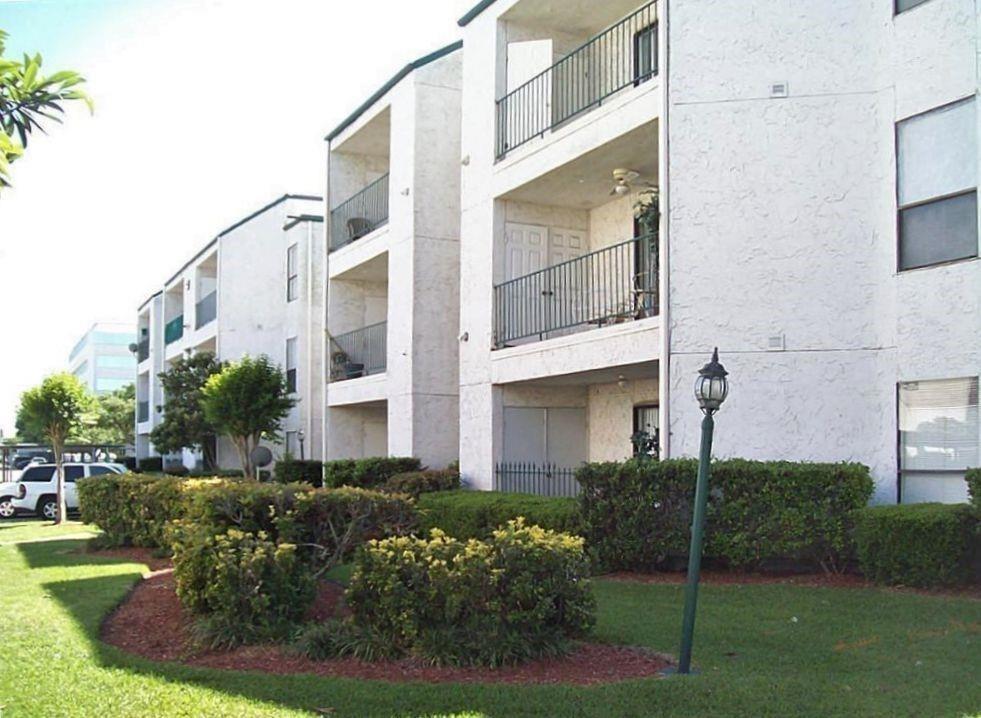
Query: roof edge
[[325, 40, 463, 143], [458, 0, 497, 26]]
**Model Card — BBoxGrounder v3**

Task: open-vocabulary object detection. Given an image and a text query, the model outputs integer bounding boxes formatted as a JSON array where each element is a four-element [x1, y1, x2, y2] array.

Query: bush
[[323, 457, 422, 489], [577, 459, 874, 572], [179, 479, 310, 537], [172, 528, 315, 648], [274, 460, 324, 487], [967, 469, 981, 511], [383, 469, 460, 498], [77, 474, 187, 548], [137, 457, 163, 473], [854, 503, 978, 587], [341, 520, 595, 666], [416, 490, 581, 540]]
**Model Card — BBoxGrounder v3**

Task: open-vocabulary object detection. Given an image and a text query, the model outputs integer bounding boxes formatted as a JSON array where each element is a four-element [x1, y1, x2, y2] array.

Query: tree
[[76, 383, 136, 447], [0, 29, 92, 190], [16, 374, 96, 523], [151, 352, 221, 469], [201, 355, 295, 481]]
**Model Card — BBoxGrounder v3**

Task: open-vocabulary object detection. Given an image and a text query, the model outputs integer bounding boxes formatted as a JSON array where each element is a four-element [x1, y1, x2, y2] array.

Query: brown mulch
[[101, 571, 672, 685], [604, 570, 981, 599]]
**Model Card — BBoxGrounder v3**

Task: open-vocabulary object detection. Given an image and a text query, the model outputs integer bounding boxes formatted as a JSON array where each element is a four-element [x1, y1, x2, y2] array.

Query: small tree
[[201, 355, 295, 480], [16, 374, 96, 523], [151, 353, 221, 469]]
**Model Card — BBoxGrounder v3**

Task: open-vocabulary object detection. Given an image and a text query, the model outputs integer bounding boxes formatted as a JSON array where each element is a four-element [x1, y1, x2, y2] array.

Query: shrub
[[323, 457, 422, 489], [274, 460, 324, 487], [165, 465, 190, 477], [342, 520, 595, 666], [967, 468, 981, 512], [137, 457, 163, 473], [416, 490, 581, 540], [577, 459, 874, 572], [77, 474, 187, 548], [383, 469, 460, 498], [179, 479, 310, 537], [854, 503, 978, 587], [172, 528, 315, 648]]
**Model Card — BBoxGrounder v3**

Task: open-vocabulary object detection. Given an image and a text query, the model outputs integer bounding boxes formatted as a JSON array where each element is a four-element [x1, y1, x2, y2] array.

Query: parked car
[[0, 478, 21, 519], [12, 450, 54, 470], [8, 463, 127, 520]]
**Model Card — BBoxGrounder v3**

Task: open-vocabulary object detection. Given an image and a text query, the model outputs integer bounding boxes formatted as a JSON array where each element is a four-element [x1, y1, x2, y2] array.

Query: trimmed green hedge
[[967, 468, 980, 511], [323, 457, 422, 489], [383, 469, 461, 498], [854, 503, 978, 587], [274, 460, 324, 488], [327, 520, 595, 666], [416, 490, 581, 540], [577, 459, 874, 571], [77, 474, 189, 548]]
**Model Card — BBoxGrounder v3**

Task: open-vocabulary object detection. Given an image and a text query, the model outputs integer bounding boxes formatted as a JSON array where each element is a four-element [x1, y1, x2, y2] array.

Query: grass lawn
[[0, 520, 979, 718]]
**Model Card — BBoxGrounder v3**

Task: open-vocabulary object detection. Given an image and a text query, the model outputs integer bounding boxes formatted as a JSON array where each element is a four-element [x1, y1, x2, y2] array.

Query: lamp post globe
[[693, 347, 729, 415]]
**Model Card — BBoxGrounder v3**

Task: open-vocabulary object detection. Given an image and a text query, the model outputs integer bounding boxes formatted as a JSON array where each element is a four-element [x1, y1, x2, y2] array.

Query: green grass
[[0, 519, 979, 717]]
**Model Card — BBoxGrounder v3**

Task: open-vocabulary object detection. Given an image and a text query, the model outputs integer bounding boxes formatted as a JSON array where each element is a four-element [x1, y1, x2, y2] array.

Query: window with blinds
[[899, 376, 979, 504]]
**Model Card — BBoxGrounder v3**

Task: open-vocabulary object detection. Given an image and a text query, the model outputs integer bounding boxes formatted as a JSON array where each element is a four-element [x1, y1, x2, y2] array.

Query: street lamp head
[[298, 430, 305, 442], [694, 347, 729, 415]]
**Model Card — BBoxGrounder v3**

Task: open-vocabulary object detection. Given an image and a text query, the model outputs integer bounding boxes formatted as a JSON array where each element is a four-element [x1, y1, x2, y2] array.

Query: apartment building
[[322, 43, 463, 469], [68, 321, 136, 395], [456, 0, 979, 504], [136, 194, 324, 470]]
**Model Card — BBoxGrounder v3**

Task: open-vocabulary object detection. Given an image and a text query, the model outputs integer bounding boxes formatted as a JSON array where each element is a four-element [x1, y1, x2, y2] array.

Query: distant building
[[68, 322, 136, 395]]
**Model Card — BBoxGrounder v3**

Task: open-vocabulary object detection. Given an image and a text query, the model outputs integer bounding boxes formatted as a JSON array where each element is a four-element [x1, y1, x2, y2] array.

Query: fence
[[494, 462, 581, 497], [329, 173, 390, 251]]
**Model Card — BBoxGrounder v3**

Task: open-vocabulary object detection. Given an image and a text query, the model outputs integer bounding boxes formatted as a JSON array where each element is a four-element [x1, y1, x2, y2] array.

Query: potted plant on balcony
[[633, 188, 660, 236], [330, 350, 365, 381]]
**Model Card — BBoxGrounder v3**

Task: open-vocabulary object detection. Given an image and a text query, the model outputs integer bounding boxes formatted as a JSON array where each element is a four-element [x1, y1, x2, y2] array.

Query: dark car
[[12, 450, 55, 470]]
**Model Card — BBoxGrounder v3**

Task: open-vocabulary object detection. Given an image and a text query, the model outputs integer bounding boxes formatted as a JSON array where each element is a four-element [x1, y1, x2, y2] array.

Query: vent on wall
[[769, 82, 789, 98], [767, 334, 786, 351]]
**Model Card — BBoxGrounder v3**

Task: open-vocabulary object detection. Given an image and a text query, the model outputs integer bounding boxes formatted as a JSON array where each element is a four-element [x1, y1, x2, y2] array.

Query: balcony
[[493, 233, 658, 348], [496, 1, 658, 160], [329, 321, 387, 382], [329, 173, 390, 252], [195, 290, 217, 329], [137, 401, 150, 424], [164, 315, 184, 345], [136, 338, 150, 363]]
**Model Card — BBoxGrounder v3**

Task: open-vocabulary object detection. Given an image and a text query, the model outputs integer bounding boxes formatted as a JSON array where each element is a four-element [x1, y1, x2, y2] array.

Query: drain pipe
[[657, 0, 672, 458]]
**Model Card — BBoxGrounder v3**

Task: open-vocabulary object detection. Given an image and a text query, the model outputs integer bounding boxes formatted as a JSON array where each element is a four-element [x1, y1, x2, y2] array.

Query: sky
[[0, 0, 474, 436]]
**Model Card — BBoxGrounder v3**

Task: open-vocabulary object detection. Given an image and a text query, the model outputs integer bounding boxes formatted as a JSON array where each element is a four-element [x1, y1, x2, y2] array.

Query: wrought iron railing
[[495, 2, 658, 159], [494, 462, 580, 497], [329, 173, 390, 252], [195, 290, 217, 329], [137, 401, 150, 423], [164, 315, 184, 345], [136, 338, 150, 363], [494, 233, 658, 348], [329, 321, 387, 382]]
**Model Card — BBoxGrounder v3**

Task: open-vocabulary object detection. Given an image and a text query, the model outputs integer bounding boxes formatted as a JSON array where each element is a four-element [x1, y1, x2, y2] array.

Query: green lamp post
[[677, 347, 729, 675]]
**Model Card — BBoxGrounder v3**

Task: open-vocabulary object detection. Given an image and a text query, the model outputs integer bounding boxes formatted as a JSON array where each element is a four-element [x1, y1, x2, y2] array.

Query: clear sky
[[0, 0, 473, 436]]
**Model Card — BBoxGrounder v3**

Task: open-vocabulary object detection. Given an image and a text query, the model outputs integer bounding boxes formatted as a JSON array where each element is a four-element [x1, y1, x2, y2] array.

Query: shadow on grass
[[34, 543, 520, 718]]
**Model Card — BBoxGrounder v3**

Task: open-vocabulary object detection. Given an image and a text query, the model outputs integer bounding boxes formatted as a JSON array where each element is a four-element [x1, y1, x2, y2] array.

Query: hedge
[[137, 457, 163, 473], [77, 474, 189, 548], [416, 490, 582, 540], [577, 458, 874, 572], [308, 520, 595, 666], [323, 457, 422, 489], [854, 503, 978, 587], [967, 468, 980, 511], [383, 469, 461, 498], [274, 460, 324, 487]]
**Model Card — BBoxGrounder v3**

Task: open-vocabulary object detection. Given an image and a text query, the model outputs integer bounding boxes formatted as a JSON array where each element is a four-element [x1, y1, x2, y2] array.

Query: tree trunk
[[233, 436, 252, 481], [53, 437, 66, 525]]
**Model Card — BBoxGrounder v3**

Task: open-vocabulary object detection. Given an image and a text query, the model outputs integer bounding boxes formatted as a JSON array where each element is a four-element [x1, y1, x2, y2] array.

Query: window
[[64, 466, 85, 483], [88, 466, 117, 476], [286, 337, 298, 394], [899, 377, 979, 504], [286, 243, 299, 302], [897, 98, 978, 270], [20, 466, 55, 482], [97, 355, 135, 369], [633, 23, 658, 84], [895, 0, 932, 12], [632, 405, 660, 459]]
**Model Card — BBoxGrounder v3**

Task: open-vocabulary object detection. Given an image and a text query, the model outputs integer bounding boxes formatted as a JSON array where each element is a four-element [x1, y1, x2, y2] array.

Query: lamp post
[[678, 347, 729, 675], [298, 430, 305, 461]]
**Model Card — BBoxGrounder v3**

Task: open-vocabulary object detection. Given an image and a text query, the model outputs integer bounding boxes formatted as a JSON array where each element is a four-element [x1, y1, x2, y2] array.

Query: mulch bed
[[100, 570, 672, 685]]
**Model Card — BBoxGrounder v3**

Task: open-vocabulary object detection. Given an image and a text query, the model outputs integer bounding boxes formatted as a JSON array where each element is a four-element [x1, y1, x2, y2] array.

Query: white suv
[[9, 463, 127, 520]]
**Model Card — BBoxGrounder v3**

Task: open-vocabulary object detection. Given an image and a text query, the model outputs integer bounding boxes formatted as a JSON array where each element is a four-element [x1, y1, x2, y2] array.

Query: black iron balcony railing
[[195, 290, 217, 329], [496, 1, 659, 159], [494, 462, 580, 497], [136, 338, 150, 363], [493, 233, 658, 348], [137, 401, 149, 423], [329, 173, 390, 252], [329, 321, 387, 382]]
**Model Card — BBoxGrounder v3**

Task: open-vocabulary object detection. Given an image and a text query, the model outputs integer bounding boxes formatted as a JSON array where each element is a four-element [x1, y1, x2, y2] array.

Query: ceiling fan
[[610, 168, 656, 196]]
